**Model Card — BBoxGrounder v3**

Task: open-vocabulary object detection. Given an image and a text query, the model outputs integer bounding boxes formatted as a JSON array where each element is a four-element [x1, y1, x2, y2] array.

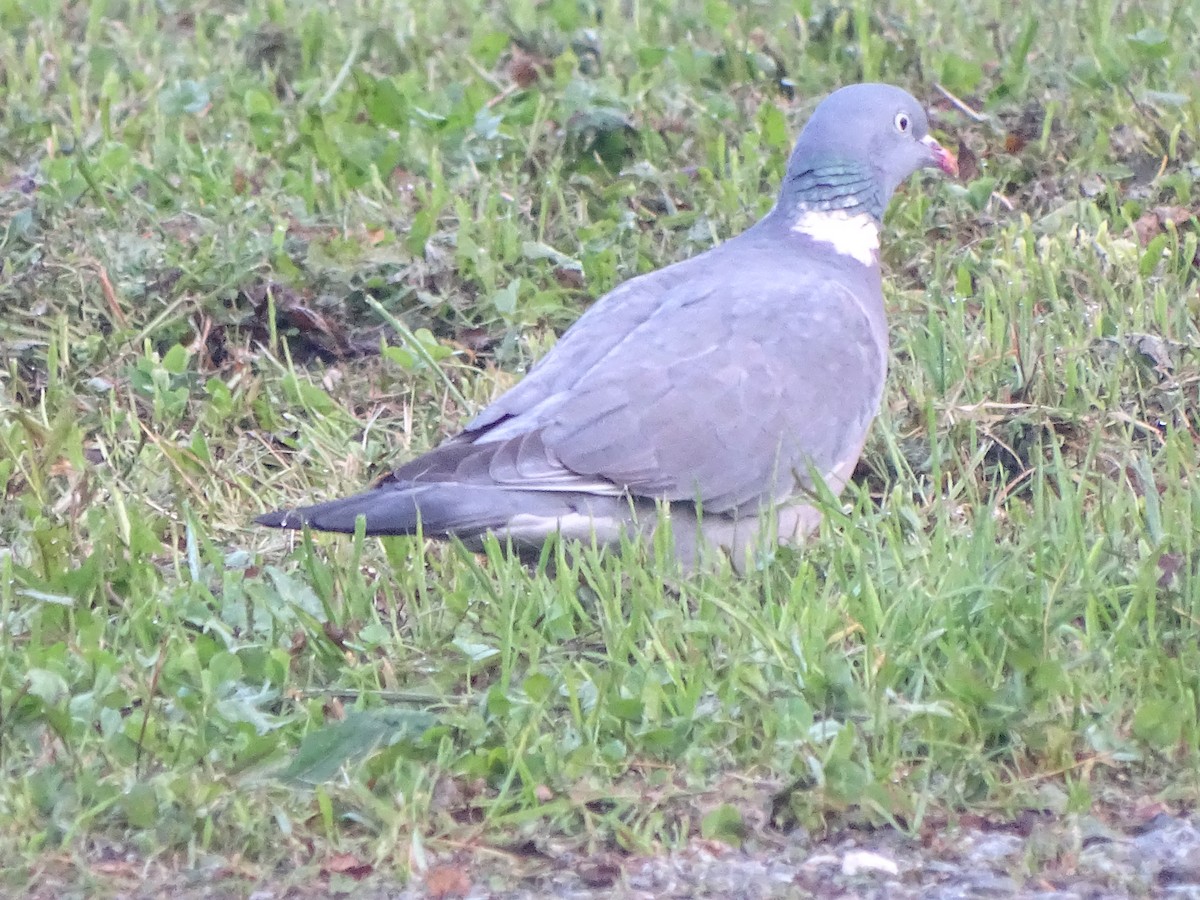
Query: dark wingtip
[[252, 488, 423, 536], [254, 508, 307, 530]]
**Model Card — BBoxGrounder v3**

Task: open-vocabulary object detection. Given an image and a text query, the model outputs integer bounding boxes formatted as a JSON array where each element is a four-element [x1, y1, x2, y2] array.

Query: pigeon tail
[[255, 481, 641, 548], [255, 485, 428, 535], [256, 482, 524, 536]]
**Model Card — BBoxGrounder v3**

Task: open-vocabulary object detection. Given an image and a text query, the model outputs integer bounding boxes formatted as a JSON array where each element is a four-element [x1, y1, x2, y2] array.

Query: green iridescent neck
[[781, 160, 885, 222]]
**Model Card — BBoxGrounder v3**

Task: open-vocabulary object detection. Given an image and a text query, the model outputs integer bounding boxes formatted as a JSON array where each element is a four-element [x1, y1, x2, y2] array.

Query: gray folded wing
[[465, 256, 699, 434], [443, 242, 888, 515]]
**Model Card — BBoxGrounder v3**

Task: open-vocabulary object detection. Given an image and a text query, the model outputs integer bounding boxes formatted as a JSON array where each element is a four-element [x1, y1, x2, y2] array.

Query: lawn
[[2, 0, 1199, 894]]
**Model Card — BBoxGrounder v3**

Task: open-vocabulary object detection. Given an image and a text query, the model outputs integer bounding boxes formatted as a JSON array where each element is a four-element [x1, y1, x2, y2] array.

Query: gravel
[[406, 812, 1200, 899], [32, 810, 1200, 898]]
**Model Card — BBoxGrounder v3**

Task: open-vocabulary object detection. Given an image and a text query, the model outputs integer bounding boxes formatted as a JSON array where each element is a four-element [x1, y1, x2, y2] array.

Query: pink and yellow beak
[[922, 133, 959, 177]]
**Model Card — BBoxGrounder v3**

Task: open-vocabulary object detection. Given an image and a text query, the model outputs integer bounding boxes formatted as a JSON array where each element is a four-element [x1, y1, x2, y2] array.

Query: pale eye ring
[[894, 112, 911, 133]]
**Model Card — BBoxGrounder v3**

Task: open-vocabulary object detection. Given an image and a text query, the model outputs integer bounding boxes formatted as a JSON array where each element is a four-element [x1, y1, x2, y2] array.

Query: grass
[[2, 0, 1200, 892]]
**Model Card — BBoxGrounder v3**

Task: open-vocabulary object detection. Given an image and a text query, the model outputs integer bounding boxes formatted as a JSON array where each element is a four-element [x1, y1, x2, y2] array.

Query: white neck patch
[[790, 209, 880, 266]]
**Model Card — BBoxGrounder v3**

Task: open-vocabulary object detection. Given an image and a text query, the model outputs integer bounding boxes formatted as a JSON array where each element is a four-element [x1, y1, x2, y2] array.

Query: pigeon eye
[[894, 112, 910, 133]]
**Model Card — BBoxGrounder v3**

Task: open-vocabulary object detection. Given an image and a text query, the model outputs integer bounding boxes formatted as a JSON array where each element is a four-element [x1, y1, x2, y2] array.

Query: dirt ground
[[20, 806, 1200, 899]]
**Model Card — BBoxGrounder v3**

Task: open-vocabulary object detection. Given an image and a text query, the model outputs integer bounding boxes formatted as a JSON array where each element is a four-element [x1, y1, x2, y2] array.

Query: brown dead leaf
[[553, 266, 586, 289], [1012, 809, 1048, 837], [955, 139, 979, 182], [47, 458, 76, 477], [322, 694, 345, 722], [424, 863, 471, 898], [1134, 211, 1162, 246], [1157, 552, 1185, 589], [509, 51, 540, 88], [1125, 465, 1147, 497], [651, 115, 691, 135], [1133, 800, 1174, 826], [244, 280, 351, 358], [456, 326, 497, 354], [91, 860, 139, 878], [1133, 206, 1197, 245], [1153, 205, 1195, 228], [1129, 332, 1174, 375], [507, 47, 553, 89], [576, 856, 621, 888], [284, 218, 338, 242], [322, 852, 373, 881], [429, 776, 466, 814], [1004, 132, 1028, 154], [323, 621, 350, 651], [1004, 101, 1045, 155], [280, 302, 331, 334]]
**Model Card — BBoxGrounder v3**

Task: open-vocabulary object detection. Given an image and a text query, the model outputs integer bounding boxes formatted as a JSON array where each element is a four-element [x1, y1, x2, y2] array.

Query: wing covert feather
[[434, 235, 888, 512]]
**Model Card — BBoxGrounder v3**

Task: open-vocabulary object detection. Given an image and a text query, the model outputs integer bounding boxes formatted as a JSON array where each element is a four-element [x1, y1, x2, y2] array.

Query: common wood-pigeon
[[256, 83, 957, 568]]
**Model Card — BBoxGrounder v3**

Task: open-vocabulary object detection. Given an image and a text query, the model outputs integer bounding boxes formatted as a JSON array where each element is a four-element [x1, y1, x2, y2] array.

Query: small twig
[[485, 82, 520, 109], [93, 262, 130, 328], [991, 465, 1034, 508], [949, 401, 1036, 416], [251, 428, 297, 471], [135, 634, 169, 777], [933, 83, 989, 122], [1106, 409, 1168, 445]]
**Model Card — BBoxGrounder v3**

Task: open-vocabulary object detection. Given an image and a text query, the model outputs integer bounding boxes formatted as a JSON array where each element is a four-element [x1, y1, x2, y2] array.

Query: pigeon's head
[[784, 83, 957, 218]]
